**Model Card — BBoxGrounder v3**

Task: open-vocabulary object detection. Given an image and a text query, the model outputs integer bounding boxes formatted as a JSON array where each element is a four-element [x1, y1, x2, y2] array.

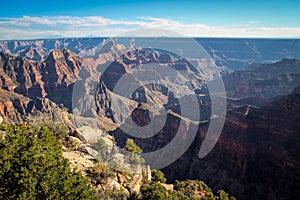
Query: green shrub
[[129, 153, 145, 165], [140, 182, 168, 200], [168, 190, 190, 200], [125, 138, 145, 165], [173, 180, 234, 200], [90, 162, 115, 181], [215, 190, 237, 200], [151, 170, 167, 183], [0, 124, 97, 200]]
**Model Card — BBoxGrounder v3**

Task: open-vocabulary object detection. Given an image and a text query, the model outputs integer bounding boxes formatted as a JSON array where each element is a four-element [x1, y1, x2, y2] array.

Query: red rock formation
[[0, 49, 82, 111], [0, 49, 83, 124]]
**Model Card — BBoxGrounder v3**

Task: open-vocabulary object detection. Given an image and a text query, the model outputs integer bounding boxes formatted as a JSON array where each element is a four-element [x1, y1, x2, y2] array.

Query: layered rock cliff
[[0, 49, 82, 126], [0, 48, 82, 107], [224, 58, 300, 109]]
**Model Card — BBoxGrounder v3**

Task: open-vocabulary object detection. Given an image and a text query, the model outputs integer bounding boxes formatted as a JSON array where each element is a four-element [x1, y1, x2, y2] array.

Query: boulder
[[75, 126, 104, 144], [106, 178, 130, 196], [100, 136, 114, 150], [81, 145, 99, 159]]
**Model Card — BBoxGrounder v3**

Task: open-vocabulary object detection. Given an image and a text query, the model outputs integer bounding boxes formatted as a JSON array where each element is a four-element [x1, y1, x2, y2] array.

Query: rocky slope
[[94, 44, 211, 121], [0, 87, 73, 125], [62, 125, 151, 196]]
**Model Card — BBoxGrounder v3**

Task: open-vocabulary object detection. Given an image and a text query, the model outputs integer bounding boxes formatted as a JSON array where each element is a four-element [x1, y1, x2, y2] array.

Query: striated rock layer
[[0, 49, 81, 107], [161, 88, 300, 200], [0, 49, 82, 125]]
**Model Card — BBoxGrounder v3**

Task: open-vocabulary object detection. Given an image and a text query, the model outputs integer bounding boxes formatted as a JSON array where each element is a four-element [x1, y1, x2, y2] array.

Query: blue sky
[[0, 0, 300, 39]]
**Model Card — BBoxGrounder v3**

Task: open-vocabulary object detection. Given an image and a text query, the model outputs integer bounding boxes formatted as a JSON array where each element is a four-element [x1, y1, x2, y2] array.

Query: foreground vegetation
[[0, 124, 97, 200], [0, 122, 235, 200], [140, 170, 236, 200]]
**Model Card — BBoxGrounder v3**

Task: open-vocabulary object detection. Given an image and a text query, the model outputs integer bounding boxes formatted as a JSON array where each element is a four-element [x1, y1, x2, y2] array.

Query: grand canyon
[[0, 37, 299, 199]]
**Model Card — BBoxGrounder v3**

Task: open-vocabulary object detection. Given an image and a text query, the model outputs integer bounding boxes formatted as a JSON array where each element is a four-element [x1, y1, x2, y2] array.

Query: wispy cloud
[[249, 21, 260, 24], [0, 16, 299, 40]]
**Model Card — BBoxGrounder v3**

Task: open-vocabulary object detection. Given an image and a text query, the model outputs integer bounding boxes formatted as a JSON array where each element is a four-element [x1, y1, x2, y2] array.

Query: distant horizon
[[1, 36, 300, 42]]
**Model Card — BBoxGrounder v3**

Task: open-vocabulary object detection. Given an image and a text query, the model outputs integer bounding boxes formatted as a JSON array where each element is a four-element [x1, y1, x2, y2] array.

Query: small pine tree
[[0, 124, 97, 200], [125, 138, 145, 165], [125, 138, 142, 154]]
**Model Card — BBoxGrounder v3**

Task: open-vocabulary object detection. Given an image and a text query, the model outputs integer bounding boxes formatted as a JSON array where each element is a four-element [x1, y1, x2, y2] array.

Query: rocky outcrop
[[63, 125, 151, 196], [18, 47, 49, 61], [93, 47, 211, 122], [75, 126, 106, 144], [0, 51, 83, 131], [224, 58, 300, 100]]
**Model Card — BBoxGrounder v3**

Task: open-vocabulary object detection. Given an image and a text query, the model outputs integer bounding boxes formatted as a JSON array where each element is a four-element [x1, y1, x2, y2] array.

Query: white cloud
[[0, 16, 299, 40]]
